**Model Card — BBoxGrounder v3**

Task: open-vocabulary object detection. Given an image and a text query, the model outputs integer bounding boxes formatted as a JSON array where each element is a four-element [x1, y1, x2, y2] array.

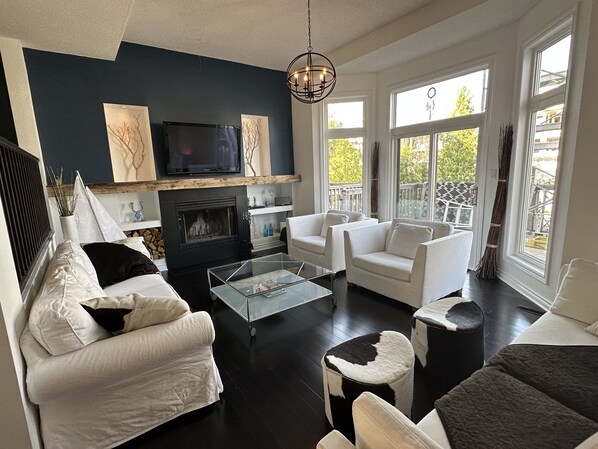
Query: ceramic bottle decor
[[60, 215, 80, 243]]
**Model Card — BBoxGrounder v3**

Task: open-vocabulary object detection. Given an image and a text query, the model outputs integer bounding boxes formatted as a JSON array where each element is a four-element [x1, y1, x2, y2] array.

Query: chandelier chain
[[307, 0, 312, 51]]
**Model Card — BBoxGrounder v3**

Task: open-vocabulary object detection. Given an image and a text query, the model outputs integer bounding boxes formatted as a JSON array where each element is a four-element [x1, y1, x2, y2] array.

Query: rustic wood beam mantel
[[47, 175, 301, 196]]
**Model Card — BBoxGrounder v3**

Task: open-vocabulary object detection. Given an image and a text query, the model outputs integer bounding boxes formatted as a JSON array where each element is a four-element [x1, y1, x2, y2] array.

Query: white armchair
[[344, 218, 473, 309], [317, 392, 443, 449], [287, 210, 378, 274]]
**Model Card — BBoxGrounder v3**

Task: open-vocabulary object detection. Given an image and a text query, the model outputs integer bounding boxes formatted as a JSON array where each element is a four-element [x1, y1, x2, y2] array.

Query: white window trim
[[387, 62, 491, 265], [319, 93, 372, 215], [507, 17, 573, 281]]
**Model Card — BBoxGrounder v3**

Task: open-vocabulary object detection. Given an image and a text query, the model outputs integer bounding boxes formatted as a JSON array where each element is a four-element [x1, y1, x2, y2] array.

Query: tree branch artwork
[[242, 119, 262, 176], [107, 114, 147, 180]]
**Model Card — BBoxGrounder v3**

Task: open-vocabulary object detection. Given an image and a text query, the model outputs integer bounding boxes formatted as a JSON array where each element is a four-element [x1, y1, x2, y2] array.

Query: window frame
[[320, 95, 370, 214], [388, 63, 491, 265], [510, 19, 573, 278]]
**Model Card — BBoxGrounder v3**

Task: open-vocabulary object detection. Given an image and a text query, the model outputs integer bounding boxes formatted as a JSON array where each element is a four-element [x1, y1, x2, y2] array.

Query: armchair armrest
[[287, 213, 326, 239], [324, 218, 378, 255], [353, 392, 443, 449], [411, 230, 473, 304], [344, 222, 391, 259], [25, 311, 215, 404], [317, 430, 356, 449]]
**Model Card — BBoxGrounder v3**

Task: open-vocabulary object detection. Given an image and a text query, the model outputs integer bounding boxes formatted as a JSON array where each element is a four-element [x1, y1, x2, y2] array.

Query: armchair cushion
[[81, 293, 190, 333], [321, 212, 349, 237], [387, 223, 433, 259], [329, 209, 365, 223], [354, 252, 413, 282], [292, 235, 326, 255], [550, 258, 598, 325], [386, 219, 453, 249]]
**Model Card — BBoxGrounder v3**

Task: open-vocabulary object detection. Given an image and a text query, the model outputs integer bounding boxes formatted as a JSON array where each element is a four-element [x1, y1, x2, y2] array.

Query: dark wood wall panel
[[0, 136, 51, 288]]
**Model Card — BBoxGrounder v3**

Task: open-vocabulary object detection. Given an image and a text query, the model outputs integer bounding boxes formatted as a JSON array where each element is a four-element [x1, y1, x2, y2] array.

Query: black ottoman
[[321, 331, 414, 440], [411, 297, 484, 389]]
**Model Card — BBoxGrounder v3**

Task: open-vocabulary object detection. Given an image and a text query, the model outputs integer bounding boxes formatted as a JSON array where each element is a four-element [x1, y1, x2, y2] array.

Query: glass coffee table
[[207, 253, 334, 336]]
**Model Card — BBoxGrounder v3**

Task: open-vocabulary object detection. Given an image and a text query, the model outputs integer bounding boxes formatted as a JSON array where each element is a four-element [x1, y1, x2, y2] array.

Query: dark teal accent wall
[[24, 43, 293, 183], [0, 54, 18, 145]]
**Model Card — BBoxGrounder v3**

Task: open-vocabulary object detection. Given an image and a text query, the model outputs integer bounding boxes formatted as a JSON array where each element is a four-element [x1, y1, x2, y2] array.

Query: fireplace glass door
[[179, 205, 236, 245]]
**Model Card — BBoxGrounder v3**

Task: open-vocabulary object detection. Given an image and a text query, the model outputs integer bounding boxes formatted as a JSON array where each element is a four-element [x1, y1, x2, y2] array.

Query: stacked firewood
[[125, 227, 165, 260]]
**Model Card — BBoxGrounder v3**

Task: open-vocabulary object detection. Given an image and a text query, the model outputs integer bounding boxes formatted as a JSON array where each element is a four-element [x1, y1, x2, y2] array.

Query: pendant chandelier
[[286, 0, 336, 104]]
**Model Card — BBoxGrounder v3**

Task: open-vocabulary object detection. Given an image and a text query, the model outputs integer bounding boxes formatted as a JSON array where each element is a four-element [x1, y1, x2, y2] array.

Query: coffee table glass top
[[207, 253, 333, 335]]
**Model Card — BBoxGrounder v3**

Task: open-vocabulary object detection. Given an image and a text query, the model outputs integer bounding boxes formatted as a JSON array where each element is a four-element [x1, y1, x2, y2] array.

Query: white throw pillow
[[320, 212, 349, 237], [81, 293, 190, 333], [585, 321, 598, 337], [387, 223, 433, 259], [112, 236, 153, 260], [55, 240, 100, 285], [549, 258, 598, 325], [28, 260, 110, 355]]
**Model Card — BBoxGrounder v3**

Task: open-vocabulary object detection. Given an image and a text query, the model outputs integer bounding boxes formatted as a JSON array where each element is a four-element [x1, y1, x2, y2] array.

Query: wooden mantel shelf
[[48, 174, 301, 196]]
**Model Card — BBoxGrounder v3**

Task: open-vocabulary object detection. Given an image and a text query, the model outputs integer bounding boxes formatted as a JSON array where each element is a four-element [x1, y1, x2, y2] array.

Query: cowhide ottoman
[[411, 297, 484, 389], [321, 331, 414, 440]]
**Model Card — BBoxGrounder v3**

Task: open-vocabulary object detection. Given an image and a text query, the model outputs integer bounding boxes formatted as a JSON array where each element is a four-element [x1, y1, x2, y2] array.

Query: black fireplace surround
[[159, 186, 250, 271]]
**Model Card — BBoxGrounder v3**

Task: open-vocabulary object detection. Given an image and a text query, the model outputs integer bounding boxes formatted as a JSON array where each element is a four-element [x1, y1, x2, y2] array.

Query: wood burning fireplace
[[159, 186, 250, 271]]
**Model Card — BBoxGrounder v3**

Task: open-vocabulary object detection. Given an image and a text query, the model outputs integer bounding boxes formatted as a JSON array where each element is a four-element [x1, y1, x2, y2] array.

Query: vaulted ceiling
[[0, 0, 541, 73]]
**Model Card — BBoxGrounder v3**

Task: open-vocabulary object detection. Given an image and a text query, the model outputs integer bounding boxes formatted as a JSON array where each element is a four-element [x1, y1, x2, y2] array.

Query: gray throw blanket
[[435, 344, 598, 449]]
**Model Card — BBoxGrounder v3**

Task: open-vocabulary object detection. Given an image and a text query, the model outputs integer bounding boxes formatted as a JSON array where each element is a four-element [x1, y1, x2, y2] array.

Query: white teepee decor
[[73, 172, 126, 243]]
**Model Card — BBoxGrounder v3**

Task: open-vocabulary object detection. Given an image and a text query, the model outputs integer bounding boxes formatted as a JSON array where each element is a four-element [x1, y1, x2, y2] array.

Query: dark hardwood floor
[[118, 269, 542, 449]]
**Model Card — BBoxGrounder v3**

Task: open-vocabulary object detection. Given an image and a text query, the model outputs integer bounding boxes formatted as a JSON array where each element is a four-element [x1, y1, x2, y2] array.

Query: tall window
[[516, 26, 572, 269], [391, 68, 488, 229], [324, 99, 366, 212]]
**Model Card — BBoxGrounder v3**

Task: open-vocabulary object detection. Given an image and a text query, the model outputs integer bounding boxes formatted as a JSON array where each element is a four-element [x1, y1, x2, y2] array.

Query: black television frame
[[164, 121, 242, 175]]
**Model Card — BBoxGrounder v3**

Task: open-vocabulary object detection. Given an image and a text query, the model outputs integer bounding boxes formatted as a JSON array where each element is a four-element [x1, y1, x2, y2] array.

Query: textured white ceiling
[[123, 0, 436, 70], [0, 0, 542, 72], [0, 0, 133, 60]]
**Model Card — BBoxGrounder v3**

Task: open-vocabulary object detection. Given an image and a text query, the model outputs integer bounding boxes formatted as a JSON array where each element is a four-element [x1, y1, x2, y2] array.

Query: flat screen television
[[164, 121, 242, 174]]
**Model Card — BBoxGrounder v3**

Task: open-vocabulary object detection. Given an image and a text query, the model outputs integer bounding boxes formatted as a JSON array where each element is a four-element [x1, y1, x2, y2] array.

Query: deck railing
[[328, 184, 363, 212]]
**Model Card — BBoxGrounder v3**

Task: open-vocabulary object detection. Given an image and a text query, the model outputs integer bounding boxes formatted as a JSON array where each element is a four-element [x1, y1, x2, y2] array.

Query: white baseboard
[[498, 269, 551, 311]]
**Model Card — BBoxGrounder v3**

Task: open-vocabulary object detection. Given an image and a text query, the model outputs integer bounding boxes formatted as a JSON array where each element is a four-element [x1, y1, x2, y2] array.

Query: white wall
[[371, 23, 518, 271], [562, 0, 598, 263], [291, 100, 317, 216], [294, 0, 598, 307], [500, 0, 593, 307], [0, 37, 46, 449]]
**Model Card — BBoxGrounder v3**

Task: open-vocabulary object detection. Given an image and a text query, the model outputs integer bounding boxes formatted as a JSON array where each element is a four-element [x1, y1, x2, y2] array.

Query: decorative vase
[[60, 215, 80, 243]]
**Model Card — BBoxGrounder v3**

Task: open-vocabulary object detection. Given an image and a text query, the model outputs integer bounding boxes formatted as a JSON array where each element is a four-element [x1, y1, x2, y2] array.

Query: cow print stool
[[321, 331, 414, 440], [411, 297, 484, 390]]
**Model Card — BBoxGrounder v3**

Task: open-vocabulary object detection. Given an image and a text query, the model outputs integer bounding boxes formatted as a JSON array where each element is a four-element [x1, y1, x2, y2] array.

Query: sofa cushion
[[104, 273, 179, 298], [585, 321, 598, 337], [28, 260, 111, 356], [353, 252, 413, 282], [82, 242, 159, 288], [81, 293, 190, 334], [292, 235, 326, 255], [387, 223, 433, 259], [550, 258, 598, 325], [320, 212, 349, 237]]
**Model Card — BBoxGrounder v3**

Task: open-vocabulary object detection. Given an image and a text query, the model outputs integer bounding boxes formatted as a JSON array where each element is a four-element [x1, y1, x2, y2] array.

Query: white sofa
[[316, 258, 598, 449], [344, 218, 473, 309], [19, 240, 223, 449], [287, 210, 378, 274]]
